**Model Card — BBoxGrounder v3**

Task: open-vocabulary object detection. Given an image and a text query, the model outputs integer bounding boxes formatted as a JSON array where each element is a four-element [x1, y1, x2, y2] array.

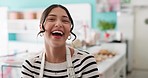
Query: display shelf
[[8, 30, 39, 34], [8, 19, 40, 34], [8, 41, 44, 53]]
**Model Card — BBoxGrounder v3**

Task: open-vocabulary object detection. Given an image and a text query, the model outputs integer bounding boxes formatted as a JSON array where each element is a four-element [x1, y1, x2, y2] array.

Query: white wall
[[0, 7, 8, 56], [118, 0, 148, 72], [117, 0, 148, 72], [131, 0, 148, 6]]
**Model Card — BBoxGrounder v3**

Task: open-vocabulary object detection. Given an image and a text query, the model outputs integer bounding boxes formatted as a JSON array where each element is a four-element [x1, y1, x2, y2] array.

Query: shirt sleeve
[[21, 59, 35, 78], [81, 54, 99, 78]]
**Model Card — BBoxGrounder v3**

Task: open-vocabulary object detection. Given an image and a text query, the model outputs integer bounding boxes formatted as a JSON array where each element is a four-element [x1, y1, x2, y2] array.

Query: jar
[[23, 11, 37, 19], [8, 11, 23, 19]]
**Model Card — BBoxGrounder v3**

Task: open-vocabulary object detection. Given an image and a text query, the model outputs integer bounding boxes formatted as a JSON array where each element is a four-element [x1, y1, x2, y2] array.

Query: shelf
[[8, 30, 39, 34], [8, 19, 40, 33], [8, 19, 39, 22]]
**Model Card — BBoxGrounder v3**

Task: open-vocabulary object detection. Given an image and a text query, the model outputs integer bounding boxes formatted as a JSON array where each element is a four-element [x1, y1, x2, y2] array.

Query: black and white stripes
[[21, 49, 99, 78]]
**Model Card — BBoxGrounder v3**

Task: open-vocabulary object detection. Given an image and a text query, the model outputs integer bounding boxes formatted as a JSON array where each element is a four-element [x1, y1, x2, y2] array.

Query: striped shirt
[[21, 49, 99, 78]]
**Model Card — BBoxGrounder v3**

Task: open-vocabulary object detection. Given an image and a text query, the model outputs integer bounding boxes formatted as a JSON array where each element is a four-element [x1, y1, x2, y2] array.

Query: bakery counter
[[87, 43, 127, 78], [97, 51, 126, 78]]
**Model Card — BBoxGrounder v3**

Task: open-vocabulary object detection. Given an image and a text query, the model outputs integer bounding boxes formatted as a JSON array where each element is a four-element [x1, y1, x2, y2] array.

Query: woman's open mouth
[[51, 30, 64, 39]]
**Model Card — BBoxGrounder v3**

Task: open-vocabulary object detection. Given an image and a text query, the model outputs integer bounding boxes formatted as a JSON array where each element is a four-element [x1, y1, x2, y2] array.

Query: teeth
[[52, 31, 63, 35]]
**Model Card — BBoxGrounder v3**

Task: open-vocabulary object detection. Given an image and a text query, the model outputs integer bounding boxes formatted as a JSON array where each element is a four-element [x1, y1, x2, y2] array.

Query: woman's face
[[41, 7, 71, 47]]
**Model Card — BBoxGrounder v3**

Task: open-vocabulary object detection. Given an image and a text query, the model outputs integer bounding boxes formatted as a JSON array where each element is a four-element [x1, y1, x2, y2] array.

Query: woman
[[21, 4, 99, 78]]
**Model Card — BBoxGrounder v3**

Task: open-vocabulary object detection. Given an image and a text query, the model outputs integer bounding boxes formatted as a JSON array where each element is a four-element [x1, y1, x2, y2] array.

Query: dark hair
[[37, 4, 76, 41]]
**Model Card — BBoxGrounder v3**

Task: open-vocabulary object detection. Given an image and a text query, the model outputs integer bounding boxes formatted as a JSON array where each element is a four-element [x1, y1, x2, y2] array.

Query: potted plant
[[97, 20, 116, 31], [97, 20, 116, 42]]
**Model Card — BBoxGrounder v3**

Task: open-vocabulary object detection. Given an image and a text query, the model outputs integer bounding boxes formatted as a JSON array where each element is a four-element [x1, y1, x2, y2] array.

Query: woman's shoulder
[[74, 49, 95, 59], [74, 49, 92, 55], [23, 52, 42, 64]]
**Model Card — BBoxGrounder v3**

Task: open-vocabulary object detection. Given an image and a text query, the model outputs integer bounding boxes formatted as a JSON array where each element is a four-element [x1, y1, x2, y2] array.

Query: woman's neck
[[45, 46, 67, 63]]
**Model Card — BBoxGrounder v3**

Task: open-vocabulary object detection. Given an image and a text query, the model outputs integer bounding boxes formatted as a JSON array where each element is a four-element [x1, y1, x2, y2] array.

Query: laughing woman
[[21, 4, 99, 78]]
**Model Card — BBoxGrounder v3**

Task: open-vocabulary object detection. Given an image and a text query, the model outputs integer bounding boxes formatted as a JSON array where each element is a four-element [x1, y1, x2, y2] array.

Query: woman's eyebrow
[[47, 14, 69, 18], [47, 14, 56, 17], [62, 15, 69, 18]]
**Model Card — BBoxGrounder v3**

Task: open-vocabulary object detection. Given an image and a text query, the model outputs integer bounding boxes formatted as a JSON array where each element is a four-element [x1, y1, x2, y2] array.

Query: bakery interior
[[0, 0, 148, 78]]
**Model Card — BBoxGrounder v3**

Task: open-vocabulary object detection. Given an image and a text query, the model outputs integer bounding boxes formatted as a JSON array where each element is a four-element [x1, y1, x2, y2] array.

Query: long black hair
[[37, 4, 76, 41]]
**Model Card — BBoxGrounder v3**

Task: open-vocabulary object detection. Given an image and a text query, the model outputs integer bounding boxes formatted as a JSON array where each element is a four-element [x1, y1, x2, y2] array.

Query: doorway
[[134, 6, 148, 70]]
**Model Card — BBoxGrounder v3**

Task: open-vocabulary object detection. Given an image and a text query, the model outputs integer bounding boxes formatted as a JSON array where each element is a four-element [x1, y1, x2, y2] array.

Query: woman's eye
[[46, 18, 55, 22], [62, 20, 70, 23]]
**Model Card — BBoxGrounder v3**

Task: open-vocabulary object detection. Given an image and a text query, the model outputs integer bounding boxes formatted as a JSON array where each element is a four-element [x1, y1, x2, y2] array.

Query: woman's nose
[[55, 20, 62, 27]]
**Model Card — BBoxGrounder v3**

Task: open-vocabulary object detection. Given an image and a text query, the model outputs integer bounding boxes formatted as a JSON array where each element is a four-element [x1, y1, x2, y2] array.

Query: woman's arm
[[21, 60, 35, 78], [81, 54, 99, 78]]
